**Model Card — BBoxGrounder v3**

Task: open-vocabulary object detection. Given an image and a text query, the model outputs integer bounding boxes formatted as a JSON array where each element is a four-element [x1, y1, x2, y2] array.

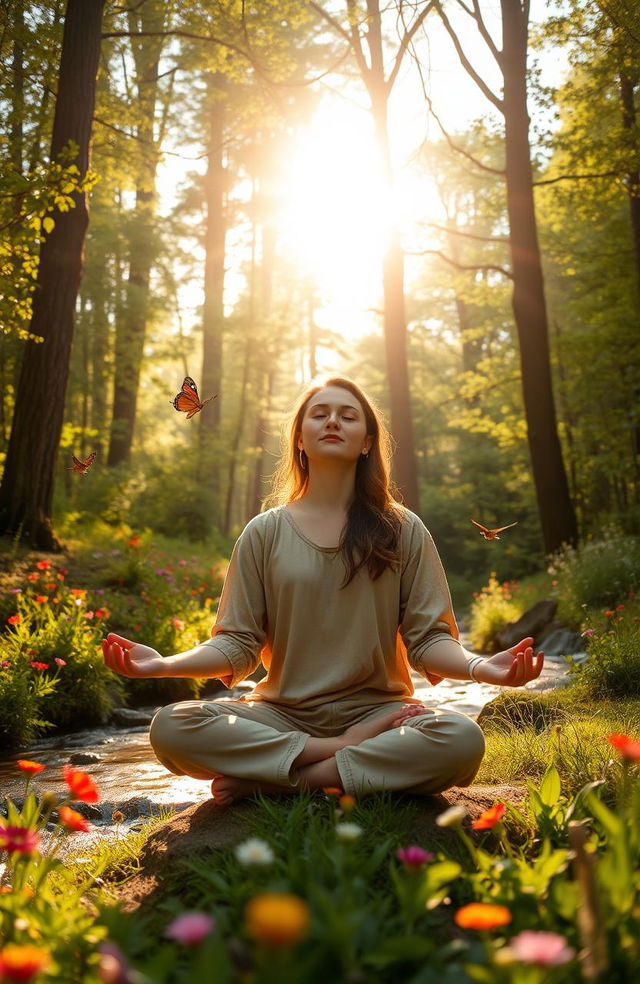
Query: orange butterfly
[[172, 376, 216, 419], [471, 519, 518, 540], [68, 451, 97, 474]]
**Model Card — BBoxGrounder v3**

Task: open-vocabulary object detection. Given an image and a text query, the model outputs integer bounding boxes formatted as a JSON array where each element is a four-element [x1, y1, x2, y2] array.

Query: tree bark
[[500, 0, 577, 552], [0, 0, 105, 549], [107, 0, 164, 466]]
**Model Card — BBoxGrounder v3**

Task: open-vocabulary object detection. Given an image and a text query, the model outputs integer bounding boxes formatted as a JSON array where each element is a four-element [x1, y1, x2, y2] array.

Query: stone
[[494, 600, 557, 651], [114, 784, 526, 913], [110, 707, 154, 727], [477, 691, 566, 731], [69, 752, 101, 765]]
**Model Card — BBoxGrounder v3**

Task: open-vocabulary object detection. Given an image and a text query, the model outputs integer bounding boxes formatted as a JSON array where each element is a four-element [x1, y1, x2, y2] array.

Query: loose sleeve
[[196, 520, 267, 688], [399, 516, 459, 687]]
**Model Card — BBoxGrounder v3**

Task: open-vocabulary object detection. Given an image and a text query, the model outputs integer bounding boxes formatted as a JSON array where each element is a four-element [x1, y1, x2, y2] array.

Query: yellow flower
[[245, 893, 310, 947]]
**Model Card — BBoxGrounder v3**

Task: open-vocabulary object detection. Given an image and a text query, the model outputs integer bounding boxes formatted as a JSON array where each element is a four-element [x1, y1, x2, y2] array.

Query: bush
[[468, 573, 522, 652], [569, 609, 640, 699], [548, 530, 640, 627]]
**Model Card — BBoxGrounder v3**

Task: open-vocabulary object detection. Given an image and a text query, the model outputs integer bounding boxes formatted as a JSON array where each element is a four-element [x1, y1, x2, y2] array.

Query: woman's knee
[[149, 700, 221, 755]]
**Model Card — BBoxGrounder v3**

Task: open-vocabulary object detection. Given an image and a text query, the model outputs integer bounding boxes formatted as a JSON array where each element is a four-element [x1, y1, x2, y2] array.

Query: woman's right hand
[[102, 632, 166, 678]]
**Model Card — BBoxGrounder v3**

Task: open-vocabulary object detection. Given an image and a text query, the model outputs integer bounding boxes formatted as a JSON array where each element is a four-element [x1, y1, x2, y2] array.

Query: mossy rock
[[477, 691, 567, 732]]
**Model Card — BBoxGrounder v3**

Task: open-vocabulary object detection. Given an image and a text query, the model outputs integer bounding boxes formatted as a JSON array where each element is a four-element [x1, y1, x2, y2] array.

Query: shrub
[[468, 573, 522, 652], [548, 530, 640, 626], [569, 610, 640, 699]]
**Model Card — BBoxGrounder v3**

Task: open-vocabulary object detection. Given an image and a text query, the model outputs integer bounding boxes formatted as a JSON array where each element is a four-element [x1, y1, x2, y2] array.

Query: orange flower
[[339, 795, 356, 813], [245, 893, 310, 947], [58, 806, 91, 833], [322, 787, 344, 796], [0, 944, 49, 982], [454, 903, 512, 930], [128, 535, 140, 548], [63, 764, 100, 803], [27, 573, 39, 582], [472, 802, 506, 830], [34, 595, 47, 604], [44, 582, 57, 590], [70, 588, 86, 598], [7, 614, 21, 625], [17, 760, 45, 775], [608, 733, 640, 762], [35, 560, 51, 570]]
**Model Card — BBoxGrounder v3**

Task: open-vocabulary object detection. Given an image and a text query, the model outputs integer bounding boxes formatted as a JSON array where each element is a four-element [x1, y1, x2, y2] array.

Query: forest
[[1, 0, 639, 591]]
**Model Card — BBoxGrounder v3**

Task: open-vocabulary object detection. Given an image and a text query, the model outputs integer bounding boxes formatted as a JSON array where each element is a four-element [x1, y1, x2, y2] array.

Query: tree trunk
[[0, 0, 104, 549], [365, 0, 419, 511], [198, 73, 226, 517], [500, 0, 577, 553], [107, 1, 164, 466]]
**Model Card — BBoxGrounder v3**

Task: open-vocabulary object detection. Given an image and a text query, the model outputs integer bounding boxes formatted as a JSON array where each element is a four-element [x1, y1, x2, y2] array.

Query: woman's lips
[[321, 436, 342, 442]]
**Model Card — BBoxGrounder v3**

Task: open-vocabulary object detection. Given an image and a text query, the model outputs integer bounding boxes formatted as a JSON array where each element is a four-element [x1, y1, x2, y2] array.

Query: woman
[[102, 377, 543, 805]]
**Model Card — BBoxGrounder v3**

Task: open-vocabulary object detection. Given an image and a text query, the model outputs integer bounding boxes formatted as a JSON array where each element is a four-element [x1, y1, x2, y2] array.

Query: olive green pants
[[149, 696, 485, 797]]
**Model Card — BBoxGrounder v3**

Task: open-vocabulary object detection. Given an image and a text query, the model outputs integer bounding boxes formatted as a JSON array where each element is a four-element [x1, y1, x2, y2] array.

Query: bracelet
[[467, 656, 484, 683]]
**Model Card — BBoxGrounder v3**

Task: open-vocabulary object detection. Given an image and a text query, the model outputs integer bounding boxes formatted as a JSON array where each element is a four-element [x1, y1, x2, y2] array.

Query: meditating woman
[[102, 376, 543, 805]]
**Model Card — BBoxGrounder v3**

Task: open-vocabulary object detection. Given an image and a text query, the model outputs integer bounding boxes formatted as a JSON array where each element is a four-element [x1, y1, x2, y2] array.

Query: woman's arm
[[420, 634, 544, 687], [102, 633, 234, 682]]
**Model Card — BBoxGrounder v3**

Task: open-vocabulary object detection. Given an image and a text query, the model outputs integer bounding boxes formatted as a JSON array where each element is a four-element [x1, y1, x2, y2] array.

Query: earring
[[298, 448, 307, 470], [361, 450, 369, 459]]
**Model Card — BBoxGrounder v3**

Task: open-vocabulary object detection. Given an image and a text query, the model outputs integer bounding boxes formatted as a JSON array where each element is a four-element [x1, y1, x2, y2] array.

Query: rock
[[115, 784, 526, 913], [494, 600, 557, 651], [110, 707, 154, 727], [477, 691, 566, 731], [68, 802, 103, 820], [536, 627, 584, 658], [69, 752, 101, 765]]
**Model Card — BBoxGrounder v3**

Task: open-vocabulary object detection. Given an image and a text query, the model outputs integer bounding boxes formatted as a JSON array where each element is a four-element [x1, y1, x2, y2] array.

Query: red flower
[[58, 806, 91, 833], [29, 662, 49, 671], [44, 582, 57, 590], [26, 573, 39, 581], [608, 733, 640, 762], [35, 595, 47, 604], [95, 608, 108, 619], [17, 761, 45, 775], [604, 610, 615, 617], [36, 560, 51, 570], [7, 614, 21, 625], [63, 764, 100, 803], [0, 825, 40, 855], [0, 944, 49, 982], [128, 535, 140, 548], [472, 802, 506, 830]]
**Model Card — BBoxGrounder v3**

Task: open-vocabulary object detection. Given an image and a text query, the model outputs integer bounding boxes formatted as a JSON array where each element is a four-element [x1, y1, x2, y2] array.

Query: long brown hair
[[267, 376, 403, 585]]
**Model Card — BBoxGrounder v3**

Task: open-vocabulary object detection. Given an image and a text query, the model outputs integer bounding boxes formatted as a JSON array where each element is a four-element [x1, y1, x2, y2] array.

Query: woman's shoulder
[[238, 505, 287, 541], [391, 503, 427, 532]]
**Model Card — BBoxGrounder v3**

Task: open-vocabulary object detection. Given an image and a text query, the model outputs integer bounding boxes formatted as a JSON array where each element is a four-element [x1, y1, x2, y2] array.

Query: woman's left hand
[[476, 636, 544, 687]]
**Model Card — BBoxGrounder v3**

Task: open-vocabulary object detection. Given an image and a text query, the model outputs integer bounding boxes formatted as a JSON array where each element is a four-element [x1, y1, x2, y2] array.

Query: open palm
[[102, 632, 166, 678], [478, 636, 544, 687]]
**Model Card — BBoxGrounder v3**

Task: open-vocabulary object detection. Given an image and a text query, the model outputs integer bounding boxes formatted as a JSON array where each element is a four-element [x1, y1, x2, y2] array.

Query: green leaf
[[538, 763, 562, 807]]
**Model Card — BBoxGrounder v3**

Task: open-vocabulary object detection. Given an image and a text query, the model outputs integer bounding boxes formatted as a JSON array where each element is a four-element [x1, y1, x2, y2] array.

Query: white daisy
[[335, 822, 363, 841], [234, 837, 275, 866]]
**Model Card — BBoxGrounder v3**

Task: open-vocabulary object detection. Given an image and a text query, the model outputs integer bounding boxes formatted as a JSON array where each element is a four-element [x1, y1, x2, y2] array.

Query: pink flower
[[165, 912, 215, 945], [581, 628, 595, 637], [0, 825, 40, 855], [508, 930, 575, 966], [395, 845, 435, 868], [54, 658, 66, 666]]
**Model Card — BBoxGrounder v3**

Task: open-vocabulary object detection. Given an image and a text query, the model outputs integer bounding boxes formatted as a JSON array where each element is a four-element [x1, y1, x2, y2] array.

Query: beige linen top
[[198, 504, 459, 709]]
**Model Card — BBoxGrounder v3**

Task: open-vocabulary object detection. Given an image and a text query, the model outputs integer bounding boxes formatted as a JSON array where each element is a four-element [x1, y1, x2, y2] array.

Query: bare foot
[[210, 775, 289, 807], [341, 704, 427, 747]]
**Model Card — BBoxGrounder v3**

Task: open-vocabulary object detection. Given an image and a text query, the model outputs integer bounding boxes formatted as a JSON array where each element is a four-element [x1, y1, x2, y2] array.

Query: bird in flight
[[470, 519, 518, 540]]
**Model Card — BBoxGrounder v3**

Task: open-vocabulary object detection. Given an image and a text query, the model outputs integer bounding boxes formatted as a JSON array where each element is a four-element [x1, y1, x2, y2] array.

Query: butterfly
[[68, 451, 97, 474], [172, 376, 216, 419], [471, 519, 518, 540]]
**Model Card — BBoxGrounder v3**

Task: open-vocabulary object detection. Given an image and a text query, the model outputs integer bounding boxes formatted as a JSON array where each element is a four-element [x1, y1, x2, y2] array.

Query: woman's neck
[[297, 464, 357, 512]]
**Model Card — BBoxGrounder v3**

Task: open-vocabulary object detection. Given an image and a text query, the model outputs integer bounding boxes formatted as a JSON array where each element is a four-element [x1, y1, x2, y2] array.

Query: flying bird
[[471, 519, 518, 540], [68, 451, 97, 474], [172, 376, 216, 419]]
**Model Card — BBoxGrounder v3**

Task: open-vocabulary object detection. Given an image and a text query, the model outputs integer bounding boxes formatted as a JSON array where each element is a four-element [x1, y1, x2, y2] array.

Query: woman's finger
[[106, 632, 135, 651]]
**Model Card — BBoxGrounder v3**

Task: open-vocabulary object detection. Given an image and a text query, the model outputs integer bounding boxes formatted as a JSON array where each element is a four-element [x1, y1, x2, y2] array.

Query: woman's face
[[298, 385, 372, 466]]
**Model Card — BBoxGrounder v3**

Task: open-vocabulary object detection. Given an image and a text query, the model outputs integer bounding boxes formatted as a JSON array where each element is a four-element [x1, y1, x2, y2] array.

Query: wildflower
[[0, 660, 10, 669], [604, 610, 615, 617], [17, 760, 45, 775], [581, 628, 595, 637], [71, 588, 86, 598], [396, 845, 435, 869], [506, 930, 575, 966], [27, 573, 39, 582], [29, 662, 49, 670], [322, 787, 343, 796], [57, 568, 68, 576], [339, 794, 356, 813], [454, 903, 512, 930], [55, 658, 66, 666], [58, 806, 91, 833], [36, 560, 51, 570], [95, 608, 108, 619], [7, 614, 21, 625], [0, 825, 40, 855], [435, 805, 467, 827], [165, 911, 215, 945], [10, 587, 22, 594], [335, 822, 363, 840], [608, 733, 640, 762], [245, 893, 310, 947], [235, 838, 275, 866], [616, 604, 625, 611], [84, 610, 95, 620], [34, 595, 47, 604], [0, 944, 49, 982], [63, 764, 100, 803], [128, 535, 140, 548], [45, 582, 56, 590], [170, 617, 185, 631], [97, 942, 131, 984], [133, 625, 141, 632], [472, 802, 506, 830]]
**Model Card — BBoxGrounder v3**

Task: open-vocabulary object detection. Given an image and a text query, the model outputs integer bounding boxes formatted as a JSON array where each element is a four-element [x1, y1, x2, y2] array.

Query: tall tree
[[0, 0, 105, 548], [433, 0, 578, 553]]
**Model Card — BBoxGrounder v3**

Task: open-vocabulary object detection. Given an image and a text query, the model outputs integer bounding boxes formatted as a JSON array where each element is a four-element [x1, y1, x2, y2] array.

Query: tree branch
[[387, 0, 436, 94], [433, 1, 503, 111], [425, 92, 506, 176], [419, 221, 509, 243], [533, 171, 619, 187], [407, 248, 513, 279], [471, 0, 501, 64]]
